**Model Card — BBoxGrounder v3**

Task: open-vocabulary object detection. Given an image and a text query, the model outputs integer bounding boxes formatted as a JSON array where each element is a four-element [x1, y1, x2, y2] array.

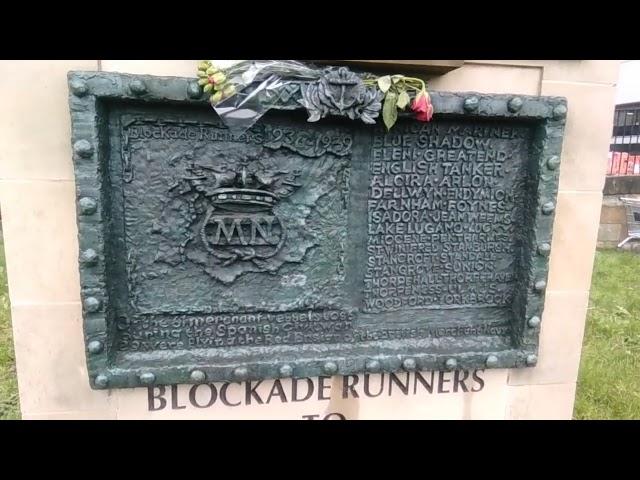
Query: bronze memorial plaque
[[67, 67, 567, 389]]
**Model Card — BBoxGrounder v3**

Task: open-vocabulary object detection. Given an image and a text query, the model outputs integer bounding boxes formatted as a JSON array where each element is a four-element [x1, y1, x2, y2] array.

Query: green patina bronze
[[67, 66, 567, 390]]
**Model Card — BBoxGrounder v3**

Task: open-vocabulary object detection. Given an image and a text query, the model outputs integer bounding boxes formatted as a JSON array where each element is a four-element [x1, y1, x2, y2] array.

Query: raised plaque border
[[67, 69, 567, 390]]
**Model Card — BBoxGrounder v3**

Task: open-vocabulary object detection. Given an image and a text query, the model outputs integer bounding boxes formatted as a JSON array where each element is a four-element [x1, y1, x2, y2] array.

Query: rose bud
[[212, 72, 226, 84], [411, 90, 433, 122], [210, 91, 223, 104]]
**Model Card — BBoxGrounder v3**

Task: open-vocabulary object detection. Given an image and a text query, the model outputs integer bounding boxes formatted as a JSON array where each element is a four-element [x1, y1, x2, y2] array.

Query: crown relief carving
[[166, 156, 303, 269], [182, 159, 302, 210]]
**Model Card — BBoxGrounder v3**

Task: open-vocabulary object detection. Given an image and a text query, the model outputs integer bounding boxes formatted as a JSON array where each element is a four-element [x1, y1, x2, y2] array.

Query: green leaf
[[391, 74, 404, 84], [377, 75, 392, 93], [383, 92, 398, 130], [397, 90, 410, 110]]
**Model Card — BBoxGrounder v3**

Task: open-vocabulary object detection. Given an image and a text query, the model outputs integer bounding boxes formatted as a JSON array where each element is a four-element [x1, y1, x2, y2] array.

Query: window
[[610, 103, 640, 172]]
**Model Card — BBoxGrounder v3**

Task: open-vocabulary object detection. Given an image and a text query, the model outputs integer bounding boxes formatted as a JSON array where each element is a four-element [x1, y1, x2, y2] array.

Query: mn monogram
[[173, 157, 301, 268]]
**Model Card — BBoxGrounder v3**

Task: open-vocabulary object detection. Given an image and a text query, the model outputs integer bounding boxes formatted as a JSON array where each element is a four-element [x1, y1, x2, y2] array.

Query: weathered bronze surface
[[68, 68, 567, 389]]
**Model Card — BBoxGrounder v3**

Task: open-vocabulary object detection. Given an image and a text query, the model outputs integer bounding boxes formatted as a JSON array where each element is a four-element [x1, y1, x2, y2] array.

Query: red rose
[[411, 90, 433, 122]]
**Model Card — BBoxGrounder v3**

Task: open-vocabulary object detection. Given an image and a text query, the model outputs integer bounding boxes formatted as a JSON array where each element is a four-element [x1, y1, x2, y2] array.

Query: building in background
[[608, 61, 640, 176], [599, 61, 640, 249]]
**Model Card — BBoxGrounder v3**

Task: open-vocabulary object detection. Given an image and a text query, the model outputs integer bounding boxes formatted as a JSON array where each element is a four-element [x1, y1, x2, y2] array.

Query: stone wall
[[598, 176, 640, 250], [0, 60, 620, 419]]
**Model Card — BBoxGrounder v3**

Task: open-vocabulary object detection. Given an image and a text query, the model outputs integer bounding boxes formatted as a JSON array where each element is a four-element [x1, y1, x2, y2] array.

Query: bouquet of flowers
[[197, 60, 321, 104], [196, 60, 433, 132]]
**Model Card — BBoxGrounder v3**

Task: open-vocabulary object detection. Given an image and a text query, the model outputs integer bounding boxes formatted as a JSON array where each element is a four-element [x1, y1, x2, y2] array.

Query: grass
[[0, 236, 19, 419], [0, 236, 638, 419], [573, 249, 640, 419]]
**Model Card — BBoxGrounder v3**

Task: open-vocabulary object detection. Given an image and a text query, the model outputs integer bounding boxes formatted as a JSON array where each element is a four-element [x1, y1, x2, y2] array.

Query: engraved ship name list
[[363, 122, 530, 313]]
